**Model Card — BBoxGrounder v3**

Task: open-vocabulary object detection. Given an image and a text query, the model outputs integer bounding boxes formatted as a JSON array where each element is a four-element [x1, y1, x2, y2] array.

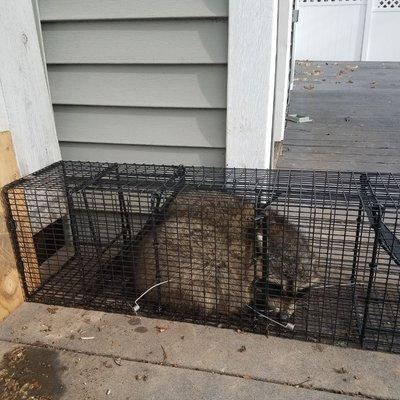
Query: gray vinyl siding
[[38, 0, 228, 20], [38, 0, 228, 167], [42, 20, 227, 64], [48, 65, 227, 108]]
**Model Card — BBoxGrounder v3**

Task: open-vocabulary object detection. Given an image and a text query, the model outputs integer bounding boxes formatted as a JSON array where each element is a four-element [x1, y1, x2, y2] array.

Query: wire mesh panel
[[3, 161, 400, 353]]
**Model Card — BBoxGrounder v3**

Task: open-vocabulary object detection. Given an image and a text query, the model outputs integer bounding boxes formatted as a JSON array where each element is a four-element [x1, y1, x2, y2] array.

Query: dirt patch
[[0, 345, 66, 399], [128, 317, 141, 326]]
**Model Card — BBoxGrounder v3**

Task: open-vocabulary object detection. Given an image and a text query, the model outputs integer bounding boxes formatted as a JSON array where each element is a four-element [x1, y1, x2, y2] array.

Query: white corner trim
[[273, 0, 294, 144], [0, 0, 61, 175], [226, 0, 279, 169]]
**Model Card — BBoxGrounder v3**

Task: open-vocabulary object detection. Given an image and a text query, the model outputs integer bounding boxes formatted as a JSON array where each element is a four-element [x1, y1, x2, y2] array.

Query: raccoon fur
[[134, 188, 320, 320]]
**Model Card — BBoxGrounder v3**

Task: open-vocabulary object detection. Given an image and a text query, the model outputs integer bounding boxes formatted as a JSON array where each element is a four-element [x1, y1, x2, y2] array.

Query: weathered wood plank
[[0, 132, 25, 319], [278, 61, 400, 173], [278, 160, 400, 173], [283, 144, 400, 157]]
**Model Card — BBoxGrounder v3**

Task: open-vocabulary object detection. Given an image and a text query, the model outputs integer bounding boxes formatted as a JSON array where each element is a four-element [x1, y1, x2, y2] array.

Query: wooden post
[[0, 0, 61, 319], [0, 133, 25, 319], [226, 0, 279, 169]]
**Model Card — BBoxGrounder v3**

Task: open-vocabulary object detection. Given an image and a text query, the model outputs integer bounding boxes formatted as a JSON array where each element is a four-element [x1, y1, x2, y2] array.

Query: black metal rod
[[360, 206, 381, 348], [351, 199, 363, 285], [261, 215, 270, 313], [61, 162, 81, 256]]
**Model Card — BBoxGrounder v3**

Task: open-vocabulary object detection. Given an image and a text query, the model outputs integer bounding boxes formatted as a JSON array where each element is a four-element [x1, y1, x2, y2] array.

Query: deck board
[[277, 61, 400, 172]]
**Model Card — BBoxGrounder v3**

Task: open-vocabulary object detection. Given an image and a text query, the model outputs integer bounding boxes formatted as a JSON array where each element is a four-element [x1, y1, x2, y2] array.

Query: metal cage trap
[[3, 161, 400, 353]]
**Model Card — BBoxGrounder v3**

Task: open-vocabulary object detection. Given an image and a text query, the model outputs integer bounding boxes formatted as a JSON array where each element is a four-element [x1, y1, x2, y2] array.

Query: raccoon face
[[254, 274, 320, 322], [254, 212, 321, 321]]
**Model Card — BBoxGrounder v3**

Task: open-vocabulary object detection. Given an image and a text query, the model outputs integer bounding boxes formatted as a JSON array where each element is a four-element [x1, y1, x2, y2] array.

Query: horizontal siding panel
[[54, 106, 226, 148], [42, 20, 227, 64], [48, 65, 227, 108], [60, 142, 225, 167], [38, 0, 228, 21]]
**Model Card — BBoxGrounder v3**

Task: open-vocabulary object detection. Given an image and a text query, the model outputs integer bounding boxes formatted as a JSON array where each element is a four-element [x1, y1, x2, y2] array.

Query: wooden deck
[[277, 61, 400, 172]]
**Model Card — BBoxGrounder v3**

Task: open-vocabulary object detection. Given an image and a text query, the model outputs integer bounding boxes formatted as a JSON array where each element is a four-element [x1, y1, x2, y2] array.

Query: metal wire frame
[[3, 161, 400, 353]]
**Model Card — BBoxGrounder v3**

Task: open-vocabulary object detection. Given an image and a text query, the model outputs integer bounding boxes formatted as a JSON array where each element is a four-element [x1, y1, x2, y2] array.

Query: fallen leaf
[[314, 343, 324, 352], [349, 64, 358, 71], [334, 367, 348, 374], [156, 325, 168, 333], [31, 380, 41, 390], [47, 306, 58, 314], [238, 345, 246, 353], [114, 357, 122, 366], [243, 374, 252, 380], [40, 324, 52, 333]]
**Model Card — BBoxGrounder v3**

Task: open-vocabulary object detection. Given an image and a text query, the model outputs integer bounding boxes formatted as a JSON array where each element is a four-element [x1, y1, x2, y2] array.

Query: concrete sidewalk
[[0, 303, 399, 400]]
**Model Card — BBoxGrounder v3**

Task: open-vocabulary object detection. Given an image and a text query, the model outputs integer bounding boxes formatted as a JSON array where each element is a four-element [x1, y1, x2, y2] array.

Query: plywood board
[[0, 132, 24, 319]]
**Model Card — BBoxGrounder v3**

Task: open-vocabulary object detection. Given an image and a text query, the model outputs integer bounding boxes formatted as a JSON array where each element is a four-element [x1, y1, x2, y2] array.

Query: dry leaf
[[156, 325, 168, 333], [243, 374, 252, 380], [334, 367, 348, 374], [135, 374, 148, 381], [47, 306, 58, 314], [31, 380, 41, 390]]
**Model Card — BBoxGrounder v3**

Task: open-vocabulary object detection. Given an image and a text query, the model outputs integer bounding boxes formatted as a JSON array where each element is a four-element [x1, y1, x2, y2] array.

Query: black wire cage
[[3, 161, 400, 353]]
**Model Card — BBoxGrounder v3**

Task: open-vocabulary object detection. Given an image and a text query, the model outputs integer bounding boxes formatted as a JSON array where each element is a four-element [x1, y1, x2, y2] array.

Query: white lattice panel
[[375, 0, 400, 9], [300, 0, 367, 5], [368, 1, 400, 60]]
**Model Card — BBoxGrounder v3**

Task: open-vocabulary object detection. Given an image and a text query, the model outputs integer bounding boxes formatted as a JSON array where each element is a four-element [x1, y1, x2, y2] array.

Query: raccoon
[[134, 188, 320, 321], [255, 212, 321, 320]]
